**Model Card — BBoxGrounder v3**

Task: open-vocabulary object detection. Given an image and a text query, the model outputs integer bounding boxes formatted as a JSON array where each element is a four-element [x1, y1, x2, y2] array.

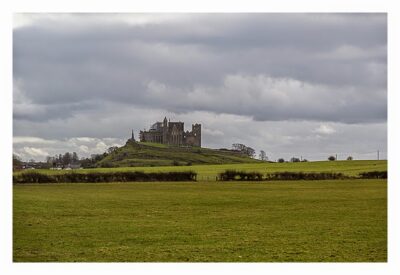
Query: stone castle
[[139, 117, 201, 147]]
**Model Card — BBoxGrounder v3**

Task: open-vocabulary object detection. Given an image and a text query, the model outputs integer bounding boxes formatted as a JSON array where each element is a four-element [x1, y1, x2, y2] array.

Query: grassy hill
[[95, 141, 261, 167]]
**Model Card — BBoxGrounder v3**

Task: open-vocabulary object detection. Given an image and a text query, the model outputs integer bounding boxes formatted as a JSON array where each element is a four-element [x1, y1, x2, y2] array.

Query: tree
[[328, 155, 336, 161], [301, 159, 308, 162], [13, 154, 22, 169], [259, 150, 268, 161], [290, 157, 300, 163], [80, 157, 95, 168], [232, 143, 247, 151], [347, 156, 353, 161], [72, 152, 79, 163], [62, 152, 72, 166], [91, 154, 104, 162], [278, 158, 285, 163], [232, 143, 256, 158], [107, 146, 118, 154], [246, 147, 256, 158], [46, 156, 57, 167]]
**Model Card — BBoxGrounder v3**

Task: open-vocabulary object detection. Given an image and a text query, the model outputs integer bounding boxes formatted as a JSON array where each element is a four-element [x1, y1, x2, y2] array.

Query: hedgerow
[[13, 171, 197, 184], [217, 170, 387, 181], [358, 171, 387, 179]]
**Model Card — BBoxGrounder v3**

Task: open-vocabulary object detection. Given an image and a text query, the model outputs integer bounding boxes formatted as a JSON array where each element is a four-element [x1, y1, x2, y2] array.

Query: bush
[[217, 170, 348, 181], [328, 156, 336, 161], [218, 170, 262, 181], [358, 171, 387, 179], [13, 171, 53, 184], [347, 156, 353, 161], [100, 162, 115, 168], [265, 171, 347, 181], [278, 158, 285, 163]]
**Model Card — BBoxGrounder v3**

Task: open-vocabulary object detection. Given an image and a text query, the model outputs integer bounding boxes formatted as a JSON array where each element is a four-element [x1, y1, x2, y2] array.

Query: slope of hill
[[96, 141, 261, 167]]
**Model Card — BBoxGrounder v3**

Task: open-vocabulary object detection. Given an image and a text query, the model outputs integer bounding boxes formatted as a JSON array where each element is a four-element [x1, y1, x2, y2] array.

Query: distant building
[[139, 117, 201, 147]]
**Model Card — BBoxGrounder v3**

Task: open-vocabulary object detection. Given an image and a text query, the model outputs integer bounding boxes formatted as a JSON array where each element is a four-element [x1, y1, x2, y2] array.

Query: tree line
[[46, 152, 80, 167], [231, 143, 354, 162]]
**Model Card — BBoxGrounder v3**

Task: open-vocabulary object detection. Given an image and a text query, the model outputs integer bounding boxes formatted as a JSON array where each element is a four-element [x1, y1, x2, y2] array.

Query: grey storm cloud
[[13, 13, 386, 123], [13, 13, 387, 161]]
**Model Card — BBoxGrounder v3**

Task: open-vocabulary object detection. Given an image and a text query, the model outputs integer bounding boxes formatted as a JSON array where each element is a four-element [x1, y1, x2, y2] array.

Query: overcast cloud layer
[[13, 13, 387, 161]]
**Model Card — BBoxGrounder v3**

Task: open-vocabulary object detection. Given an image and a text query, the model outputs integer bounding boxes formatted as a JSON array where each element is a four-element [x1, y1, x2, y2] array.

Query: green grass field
[[13, 179, 387, 262], [15, 160, 387, 181]]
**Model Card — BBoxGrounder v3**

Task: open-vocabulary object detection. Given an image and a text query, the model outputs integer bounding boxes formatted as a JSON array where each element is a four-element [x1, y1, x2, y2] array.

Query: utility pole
[[336, 154, 337, 161], [377, 150, 380, 160]]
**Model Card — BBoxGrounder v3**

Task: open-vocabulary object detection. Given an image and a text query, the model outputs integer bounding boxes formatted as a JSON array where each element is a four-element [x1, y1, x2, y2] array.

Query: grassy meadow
[[14, 179, 387, 262]]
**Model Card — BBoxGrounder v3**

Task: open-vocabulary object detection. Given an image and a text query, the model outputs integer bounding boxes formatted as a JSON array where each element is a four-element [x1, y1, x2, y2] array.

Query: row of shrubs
[[217, 170, 387, 181], [13, 170, 387, 184], [359, 171, 387, 179], [218, 170, 263, 181], [13, 171, 197, 184], [265, 171, 346, 180]]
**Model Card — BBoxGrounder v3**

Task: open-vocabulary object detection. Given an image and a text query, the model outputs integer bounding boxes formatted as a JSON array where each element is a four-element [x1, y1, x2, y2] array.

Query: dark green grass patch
[[13, 180, 387, 262]]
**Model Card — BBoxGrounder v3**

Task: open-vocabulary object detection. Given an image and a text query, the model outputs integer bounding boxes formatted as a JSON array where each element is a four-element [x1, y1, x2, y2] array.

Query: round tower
[[162, 117, 168, 144]]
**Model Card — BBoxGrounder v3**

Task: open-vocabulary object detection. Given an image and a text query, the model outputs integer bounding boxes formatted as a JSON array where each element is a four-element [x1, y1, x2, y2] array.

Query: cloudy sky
[[13, 13, 387, 161]]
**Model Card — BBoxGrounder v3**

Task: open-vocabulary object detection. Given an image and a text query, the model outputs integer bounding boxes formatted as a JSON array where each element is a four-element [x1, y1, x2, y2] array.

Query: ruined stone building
[[139, 117, 201, 147]]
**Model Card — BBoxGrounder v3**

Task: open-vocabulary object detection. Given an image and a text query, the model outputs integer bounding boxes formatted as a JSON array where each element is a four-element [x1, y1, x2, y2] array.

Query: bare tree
[[62, 152, 72, 165], [232, 143, 247, 151], [259, 150, 268, 161], [72, 152, 79, 163], [232, 143, 256, 158], [13, 154, 23, 169], [246, 147, 256, 158]]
